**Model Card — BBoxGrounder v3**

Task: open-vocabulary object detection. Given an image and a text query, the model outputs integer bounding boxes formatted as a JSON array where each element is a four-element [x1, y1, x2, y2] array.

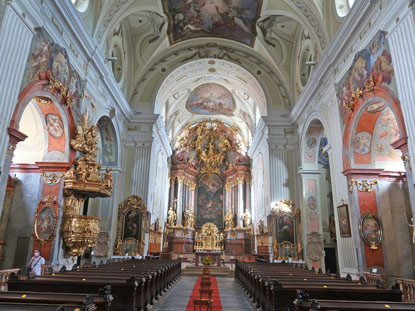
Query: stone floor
[[152, 275, 256, 311]]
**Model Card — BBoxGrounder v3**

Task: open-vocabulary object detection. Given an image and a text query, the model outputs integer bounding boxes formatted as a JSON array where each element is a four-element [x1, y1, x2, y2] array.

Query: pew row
[[235, 261, 403, 311], [8, 258, 181, 311]]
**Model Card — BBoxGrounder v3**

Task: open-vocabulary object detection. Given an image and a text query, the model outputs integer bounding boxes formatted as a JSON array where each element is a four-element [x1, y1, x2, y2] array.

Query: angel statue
[[241, 210, 251, 228], [168, 207, 176, 227], [224, 212, 235, 230]]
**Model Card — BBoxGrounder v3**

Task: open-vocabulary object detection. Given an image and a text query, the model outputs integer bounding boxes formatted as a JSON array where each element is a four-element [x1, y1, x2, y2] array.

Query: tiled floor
[[153, 275, 256, 311]]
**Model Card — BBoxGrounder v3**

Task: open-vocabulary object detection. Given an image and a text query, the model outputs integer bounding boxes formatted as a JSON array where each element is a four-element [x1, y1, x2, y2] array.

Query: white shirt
[[30, 256, 45, 275]]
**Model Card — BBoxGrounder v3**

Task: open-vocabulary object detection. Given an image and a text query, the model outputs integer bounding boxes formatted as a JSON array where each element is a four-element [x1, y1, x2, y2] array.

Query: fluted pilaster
[[0, 4, 33, 169], [131, 145, 152, 202], [269, 149, 290, 202], [389, 9, 415, 183]]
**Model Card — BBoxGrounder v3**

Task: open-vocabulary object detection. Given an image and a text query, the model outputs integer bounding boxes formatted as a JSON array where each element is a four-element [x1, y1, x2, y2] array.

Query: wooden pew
[[295, 290, 415, 311], [7, 258, 181, 311], [0, 291, 110, 311], [235, 261, 403, 311]]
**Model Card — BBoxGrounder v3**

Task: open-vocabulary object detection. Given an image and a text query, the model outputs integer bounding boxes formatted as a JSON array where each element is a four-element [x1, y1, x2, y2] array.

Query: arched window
[[335, 0, 351, 17], [71, 0, 89, 13]]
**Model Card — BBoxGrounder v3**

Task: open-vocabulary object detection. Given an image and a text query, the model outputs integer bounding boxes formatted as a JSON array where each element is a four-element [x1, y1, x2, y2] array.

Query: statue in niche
[[168, 207, 176, 227], [224, 212, 235, 230], [405, 215, 415, 244], [241, 210, 251, 228], [272, 240, 279, 259], [258, 219, 265, 234], [296, 241, 303, 260], [184, 210, 195, 228]]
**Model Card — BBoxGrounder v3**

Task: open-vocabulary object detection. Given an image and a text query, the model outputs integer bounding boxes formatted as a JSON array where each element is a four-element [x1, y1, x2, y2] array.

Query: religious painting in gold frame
[[195, 173, 224, 229], [114, 195, 149, 256], [359, 212, 383, 247], [33, 197, 59, 242], [337, 203, 352, 238], [276, 214, 296, 244]]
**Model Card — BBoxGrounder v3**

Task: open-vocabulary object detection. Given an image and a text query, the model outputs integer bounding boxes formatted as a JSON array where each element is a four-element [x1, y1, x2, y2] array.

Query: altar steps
[[182, 266, 234, 277]]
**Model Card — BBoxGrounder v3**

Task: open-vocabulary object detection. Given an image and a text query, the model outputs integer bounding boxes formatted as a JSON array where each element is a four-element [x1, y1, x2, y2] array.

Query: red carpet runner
[[186, 276, 222, 311]]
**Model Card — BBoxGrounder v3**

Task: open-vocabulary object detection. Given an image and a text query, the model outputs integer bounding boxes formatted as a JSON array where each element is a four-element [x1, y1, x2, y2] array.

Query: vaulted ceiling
[[73, 0, 352, 134]]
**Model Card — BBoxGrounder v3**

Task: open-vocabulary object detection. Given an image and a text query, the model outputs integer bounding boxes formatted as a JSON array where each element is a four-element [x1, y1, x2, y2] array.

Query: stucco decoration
[[306, 231, 323, 261]]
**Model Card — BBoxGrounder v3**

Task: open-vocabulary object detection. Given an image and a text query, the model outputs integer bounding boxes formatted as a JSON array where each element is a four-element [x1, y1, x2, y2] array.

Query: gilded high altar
[[194, 222, 222, 252]]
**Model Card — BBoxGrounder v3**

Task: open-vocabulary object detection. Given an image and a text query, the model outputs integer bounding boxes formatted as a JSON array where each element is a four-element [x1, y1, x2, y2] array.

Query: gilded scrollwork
[[41, 172, 64, 185], [61, 110, 113, 257], [344, 76, 376, 113], [348, 179, 379, 193], [402, 154, 412, 172]]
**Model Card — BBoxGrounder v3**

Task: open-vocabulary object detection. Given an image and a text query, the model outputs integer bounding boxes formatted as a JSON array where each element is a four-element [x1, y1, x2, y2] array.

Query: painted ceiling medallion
[[162, 0, 263, 47], [186, 83, 235, 115]]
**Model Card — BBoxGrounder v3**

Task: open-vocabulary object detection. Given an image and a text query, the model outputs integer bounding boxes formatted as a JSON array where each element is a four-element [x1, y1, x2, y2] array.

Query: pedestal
[[166, 226, 194, 254], [256, 233, 270, 255], [224, 228, 252, 255]]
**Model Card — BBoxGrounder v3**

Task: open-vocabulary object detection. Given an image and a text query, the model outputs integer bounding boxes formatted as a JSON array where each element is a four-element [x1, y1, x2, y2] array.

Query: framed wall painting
[[359, 212, 383, 247], [33, 197, 59, 242], [337, 203, 352, 238]]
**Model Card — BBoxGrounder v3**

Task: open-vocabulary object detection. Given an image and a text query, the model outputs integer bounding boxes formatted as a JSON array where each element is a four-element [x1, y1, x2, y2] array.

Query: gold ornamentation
[[402, 154, 412, 172], [61, 215, 100, 256], [64, 110, 113, 197], [225, 177, 248, 190], [344, 76, 376, 113], [71, 109, 98, 157], [81, 93, 97, 111], [224, 212, 235, 230], [365, 76, 375, 93], [241, 210, 251, 228], [168, 206, 176, 227], [176, 176, 196, 189], [179, 120, 241, 174], [41, 172, 64, 184], [48, 73, 74, 108], [113, 196, 148, 256], [348, 179, 378, 193], [61, 110, 113, 257], [5, 145, 16, 160], [194, 222, 221, 251], [33, 96, 51, 105], [184, 210, 195, 228]]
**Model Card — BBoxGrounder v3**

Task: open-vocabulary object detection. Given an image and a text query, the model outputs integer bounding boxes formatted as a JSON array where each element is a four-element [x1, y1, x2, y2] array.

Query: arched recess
[[300, 116, 338, 272], [342, 83, 414, 279], [0, 76, 76, 271]]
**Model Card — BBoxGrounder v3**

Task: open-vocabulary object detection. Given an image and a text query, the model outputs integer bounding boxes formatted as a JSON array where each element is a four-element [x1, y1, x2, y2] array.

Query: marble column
[[388, 8, 415, 183], [176, 180, 183, 226], [238, 182, 244, 227], [169, 178, 176, 208], [130, 145, 152, 202]]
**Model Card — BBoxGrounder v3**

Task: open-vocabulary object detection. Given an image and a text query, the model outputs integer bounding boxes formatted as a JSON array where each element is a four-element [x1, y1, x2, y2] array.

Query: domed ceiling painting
[[186, 83, 236, 115], [162, 0, 263, 47]]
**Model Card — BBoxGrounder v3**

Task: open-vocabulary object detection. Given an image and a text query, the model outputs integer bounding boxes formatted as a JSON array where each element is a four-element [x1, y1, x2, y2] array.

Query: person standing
[[27, 249, 45, 276]]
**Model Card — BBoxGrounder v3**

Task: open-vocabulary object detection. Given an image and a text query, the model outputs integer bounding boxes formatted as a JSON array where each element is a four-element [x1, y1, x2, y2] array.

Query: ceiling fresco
[[186, 83, 236, 115], [162, 0, 263, 47]]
